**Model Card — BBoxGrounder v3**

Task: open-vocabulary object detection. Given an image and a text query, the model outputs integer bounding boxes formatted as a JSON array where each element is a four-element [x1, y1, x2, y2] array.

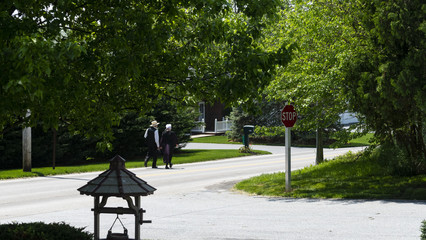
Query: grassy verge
[[0, 149, 270, 180], [345, 133, 375, 147], [191, 135, 241, 144], [235, 151, 426, 200], [191, 133, 374, 147]]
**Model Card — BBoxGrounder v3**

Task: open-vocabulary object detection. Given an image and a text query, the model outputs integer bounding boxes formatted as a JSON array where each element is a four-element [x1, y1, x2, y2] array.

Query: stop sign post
[[281, 105, 297, 192]]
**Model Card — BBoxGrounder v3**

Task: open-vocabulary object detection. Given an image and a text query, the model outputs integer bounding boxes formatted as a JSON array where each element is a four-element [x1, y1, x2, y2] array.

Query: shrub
[[422, 220, 426, 240], [254, 126, 285, 138], [0, 222, 93, 240], [227, 106, 256, 142], [372, 142, 421, 176], [251, 126, 286, 144], [239, 146, 253, 153]]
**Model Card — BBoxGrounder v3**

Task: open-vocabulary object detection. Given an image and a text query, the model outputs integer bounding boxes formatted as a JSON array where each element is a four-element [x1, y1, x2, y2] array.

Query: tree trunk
[[316, 127, 324, 165]]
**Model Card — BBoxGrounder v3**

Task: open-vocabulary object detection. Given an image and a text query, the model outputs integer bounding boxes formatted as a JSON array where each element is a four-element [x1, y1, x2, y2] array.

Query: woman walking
[[160, 124, 178, 169]]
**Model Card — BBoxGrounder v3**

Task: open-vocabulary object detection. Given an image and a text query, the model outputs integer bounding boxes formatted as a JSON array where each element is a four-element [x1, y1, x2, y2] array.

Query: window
[[198, 102, 205, 122]]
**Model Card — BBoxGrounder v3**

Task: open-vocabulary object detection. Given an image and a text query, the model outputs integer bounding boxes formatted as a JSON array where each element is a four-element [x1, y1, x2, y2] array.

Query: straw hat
[[150, 120, 159, 127]]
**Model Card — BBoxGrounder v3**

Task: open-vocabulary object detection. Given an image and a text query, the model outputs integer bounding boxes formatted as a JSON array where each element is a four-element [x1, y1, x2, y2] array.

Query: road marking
[[138, 153, 344, 178]]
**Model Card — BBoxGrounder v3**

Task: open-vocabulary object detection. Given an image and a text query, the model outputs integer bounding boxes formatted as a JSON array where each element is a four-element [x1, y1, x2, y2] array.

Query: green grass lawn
[[235, 151, 426, 200], [345, 133, 375, 147], [191, 133, 374, 147], [191, 135, 241, 144], [0, 149, 270, 180]]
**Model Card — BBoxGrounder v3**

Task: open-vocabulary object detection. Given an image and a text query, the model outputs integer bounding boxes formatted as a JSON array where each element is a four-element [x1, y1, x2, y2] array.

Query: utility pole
[[22, 110, 31, 172]]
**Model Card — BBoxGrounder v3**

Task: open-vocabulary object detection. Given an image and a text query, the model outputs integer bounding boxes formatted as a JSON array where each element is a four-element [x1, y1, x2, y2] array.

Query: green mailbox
[[243, 125, 254, 147]]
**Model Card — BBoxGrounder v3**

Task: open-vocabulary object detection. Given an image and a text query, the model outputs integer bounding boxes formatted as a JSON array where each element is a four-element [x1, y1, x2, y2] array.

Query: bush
[[372, 142, 420, 176], [239, 146, 253, 153], [226, 106, 256, 142], [0, 222, 93, 240], [422, 220, 426, 240]]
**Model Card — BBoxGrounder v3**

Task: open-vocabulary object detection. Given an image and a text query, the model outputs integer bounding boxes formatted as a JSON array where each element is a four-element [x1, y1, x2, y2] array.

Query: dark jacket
[[145, 127, 159, 148], [160, 131, 178, 148]]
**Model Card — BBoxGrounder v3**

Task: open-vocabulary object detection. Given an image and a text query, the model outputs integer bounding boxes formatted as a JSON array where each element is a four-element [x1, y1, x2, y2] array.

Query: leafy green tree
[[342, 0, 426, 174], [0, 0, 290, 146], [264, 0, 360, 163]]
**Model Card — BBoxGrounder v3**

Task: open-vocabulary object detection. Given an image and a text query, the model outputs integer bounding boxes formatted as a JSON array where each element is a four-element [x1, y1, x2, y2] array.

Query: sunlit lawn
[[191, 135, 241, 144], [235, 152, 426, 200]]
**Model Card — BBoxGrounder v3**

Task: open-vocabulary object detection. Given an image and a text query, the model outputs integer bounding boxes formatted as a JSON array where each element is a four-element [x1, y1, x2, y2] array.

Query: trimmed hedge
[[0, 222, 93, 240]]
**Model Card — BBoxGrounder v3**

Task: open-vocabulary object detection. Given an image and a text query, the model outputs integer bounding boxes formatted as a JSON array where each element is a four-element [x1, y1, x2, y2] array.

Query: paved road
[[0, 144, 425, 239]]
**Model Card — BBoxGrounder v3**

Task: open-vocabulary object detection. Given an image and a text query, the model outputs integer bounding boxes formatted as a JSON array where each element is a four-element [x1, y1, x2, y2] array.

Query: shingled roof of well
[[78, 155, 156, 197]]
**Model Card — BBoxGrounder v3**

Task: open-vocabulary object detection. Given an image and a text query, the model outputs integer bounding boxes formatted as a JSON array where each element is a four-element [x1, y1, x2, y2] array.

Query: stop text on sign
[[281, 105, 297, 128], [282, 112, 297, 121]]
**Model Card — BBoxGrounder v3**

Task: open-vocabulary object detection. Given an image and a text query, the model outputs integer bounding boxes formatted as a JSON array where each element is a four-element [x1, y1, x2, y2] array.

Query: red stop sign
[[281, 105, 297, 128]]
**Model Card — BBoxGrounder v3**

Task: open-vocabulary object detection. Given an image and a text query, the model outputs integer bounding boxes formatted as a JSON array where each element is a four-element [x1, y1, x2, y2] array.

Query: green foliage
[[235, 151, 426, 199], [262, 0, 425, 173], [147, 98, 199, 148], [372, 142, 425, 176], [265, 0, 355, 132], [254, 125, 285, 137], [262, 0, 368, 163], [0, 222, 93, 240], [0, 123, 99, 169], [227, 106, 255, 141], [0, 125, 22, 169], [238, 146, 253, 153], [251, 126, 286, 144], [342, 0, 426, 172], [422, 220, 426, 240], [0, 0, 289, 145]]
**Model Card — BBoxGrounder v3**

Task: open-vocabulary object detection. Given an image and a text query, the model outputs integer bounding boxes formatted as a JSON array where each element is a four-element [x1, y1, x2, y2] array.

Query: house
[[192, 101, 232, 134]]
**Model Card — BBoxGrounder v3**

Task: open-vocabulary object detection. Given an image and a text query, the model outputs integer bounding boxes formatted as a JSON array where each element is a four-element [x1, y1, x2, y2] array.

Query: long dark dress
[[160, 130, 178, 164]]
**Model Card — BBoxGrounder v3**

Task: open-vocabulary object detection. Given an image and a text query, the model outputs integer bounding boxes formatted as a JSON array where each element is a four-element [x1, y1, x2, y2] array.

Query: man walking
[[144, 120, 160, 168]]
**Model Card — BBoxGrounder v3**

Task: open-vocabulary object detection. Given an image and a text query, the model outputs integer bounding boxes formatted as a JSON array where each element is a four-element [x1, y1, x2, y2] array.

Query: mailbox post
[[243, 125, 254, 148]]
